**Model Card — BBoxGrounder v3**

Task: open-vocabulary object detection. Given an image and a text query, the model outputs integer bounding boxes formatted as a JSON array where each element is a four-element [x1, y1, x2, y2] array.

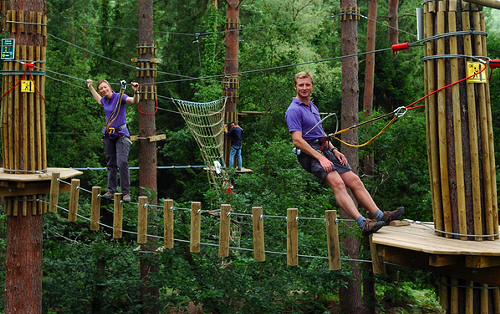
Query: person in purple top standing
[[285, 71, 403, 236], [87, 79, 139, 203]]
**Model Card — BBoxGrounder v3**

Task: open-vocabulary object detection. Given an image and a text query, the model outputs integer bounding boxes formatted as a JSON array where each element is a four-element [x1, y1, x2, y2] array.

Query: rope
[[328, 57, 490, 148], [171, 97, 228, 189]]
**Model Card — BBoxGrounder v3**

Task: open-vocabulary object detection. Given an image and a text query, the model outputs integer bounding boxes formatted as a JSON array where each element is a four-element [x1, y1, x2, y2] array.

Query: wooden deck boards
[[372, 223, 500, 257]]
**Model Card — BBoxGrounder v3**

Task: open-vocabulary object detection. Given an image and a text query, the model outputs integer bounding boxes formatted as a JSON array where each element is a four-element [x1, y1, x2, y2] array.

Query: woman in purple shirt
[[87, 79, 139, 203]]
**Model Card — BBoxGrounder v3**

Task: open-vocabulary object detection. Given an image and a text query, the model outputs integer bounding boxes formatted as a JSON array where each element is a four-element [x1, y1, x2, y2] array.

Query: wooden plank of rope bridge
[[137, 196, 148, 244], [219, 204, 231, 257], [287, 208, 298, 266], [325, 210, 341, 270], [48, 172, 60, 212], [190, 202, 201, 253], [68, 179, 80, 222], [113, 193, 123, 239], [90, 186, 101, 231], [164, 199, 174, 249], [252, 206, 265, 262]]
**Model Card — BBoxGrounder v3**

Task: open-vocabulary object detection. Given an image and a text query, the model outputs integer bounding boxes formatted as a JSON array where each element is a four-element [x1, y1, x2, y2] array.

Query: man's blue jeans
[[229, 145, 242, 169]]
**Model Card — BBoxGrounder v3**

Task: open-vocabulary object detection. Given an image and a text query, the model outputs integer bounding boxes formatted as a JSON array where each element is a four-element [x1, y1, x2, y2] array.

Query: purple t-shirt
[[101, 91, 130, 137], [285, 97, 325, 142]]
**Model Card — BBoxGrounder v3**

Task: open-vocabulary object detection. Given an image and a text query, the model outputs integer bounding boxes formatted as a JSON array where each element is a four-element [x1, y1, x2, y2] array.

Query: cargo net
[[172, 98, 228, 189]]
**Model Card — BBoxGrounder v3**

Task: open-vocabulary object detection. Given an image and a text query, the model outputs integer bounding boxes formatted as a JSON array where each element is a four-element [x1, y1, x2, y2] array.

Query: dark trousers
[[103, 136, 131, 195]]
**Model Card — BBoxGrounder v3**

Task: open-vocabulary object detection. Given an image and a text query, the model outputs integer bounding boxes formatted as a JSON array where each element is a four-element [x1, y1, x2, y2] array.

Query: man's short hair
[[294, 71, 314, 86]]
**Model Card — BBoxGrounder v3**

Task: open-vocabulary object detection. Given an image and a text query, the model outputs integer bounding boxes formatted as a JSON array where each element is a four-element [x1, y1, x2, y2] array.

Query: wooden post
[[68, 179, 80, 222], [219, 204, 231, 257], [287, 208, 298, 266], [113, 193, 123, 239], [164, 199, 174, 249], [190, 202, 201, 253], [48, 172, 60, 213], [137, 196, 148, 244], [90, 186, 101, 231], [252, 206, 265, 262], [325, 210, 341, 270]]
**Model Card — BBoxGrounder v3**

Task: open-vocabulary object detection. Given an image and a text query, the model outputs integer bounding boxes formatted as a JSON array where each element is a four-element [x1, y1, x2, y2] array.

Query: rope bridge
[[172, 98, 228, 188]]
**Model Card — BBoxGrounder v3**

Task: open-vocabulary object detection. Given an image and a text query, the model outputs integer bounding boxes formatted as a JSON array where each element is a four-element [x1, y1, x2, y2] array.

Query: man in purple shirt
[[87, 79, 140, 203], [285, 71, 403, 236]]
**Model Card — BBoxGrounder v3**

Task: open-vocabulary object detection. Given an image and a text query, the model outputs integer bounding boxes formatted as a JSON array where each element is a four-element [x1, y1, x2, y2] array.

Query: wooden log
[[325, 210, 341, 270], [451, 277, 459, 313], [465, 281, 473, 313], [90, 186, 101, 231], [481, 283, 489, 313], [164, 199, 174, 249], [287, 208, 298, 266], [449, 12, 468, 241], [463, 12, 483, 241], [482, 15, 499, 240], [440, 275, 449, 311], [68, 179, 80, 222], [437, 10, 452, 237], [41, 46, 47, 170], [370, 234, 385, 274], [190, 202, 201, 253], [48, 172, 60, 213], [252, 207, 265, 262], [14, 48, 20, 171], [219, 204, 231, 257], [424, 7, 444, 235], [473, 11, 494, 241], [113, 193, 123, 239], [493, 286, 500, 313], [137, 196, 148, 244]]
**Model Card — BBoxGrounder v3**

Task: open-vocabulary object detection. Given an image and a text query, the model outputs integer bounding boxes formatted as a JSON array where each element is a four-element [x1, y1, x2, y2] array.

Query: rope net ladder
[[172, 98, 228, 189]]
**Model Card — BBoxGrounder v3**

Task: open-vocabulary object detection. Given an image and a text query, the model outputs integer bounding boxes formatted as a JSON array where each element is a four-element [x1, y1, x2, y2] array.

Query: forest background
[[1, 0, 500, 313]]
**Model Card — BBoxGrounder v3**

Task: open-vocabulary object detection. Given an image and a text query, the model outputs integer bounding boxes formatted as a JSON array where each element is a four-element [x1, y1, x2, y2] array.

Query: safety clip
[[120, 80, 127, 91], [393, 106, 407, 118]]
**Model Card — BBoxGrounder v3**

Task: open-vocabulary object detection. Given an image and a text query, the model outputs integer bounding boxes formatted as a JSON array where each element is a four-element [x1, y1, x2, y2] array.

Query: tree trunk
[[223, 0, 240, 165], [137, 0, 159, 313], [339, 0, 362, 313], [362, 2, 378, 312], [388, 0, 399, 46]]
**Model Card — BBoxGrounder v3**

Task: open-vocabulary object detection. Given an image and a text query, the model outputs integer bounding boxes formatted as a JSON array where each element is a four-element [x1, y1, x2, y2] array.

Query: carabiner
[[393, 106, 407, 118]]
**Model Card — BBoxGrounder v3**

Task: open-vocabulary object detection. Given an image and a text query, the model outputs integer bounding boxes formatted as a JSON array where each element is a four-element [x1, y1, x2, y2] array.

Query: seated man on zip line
[[87, 79, 140, 203], [285, 71, 403, 236]]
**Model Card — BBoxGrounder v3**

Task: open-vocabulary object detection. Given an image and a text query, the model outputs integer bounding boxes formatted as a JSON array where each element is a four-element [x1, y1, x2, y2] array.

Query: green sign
[[1, 38, 15, 60]]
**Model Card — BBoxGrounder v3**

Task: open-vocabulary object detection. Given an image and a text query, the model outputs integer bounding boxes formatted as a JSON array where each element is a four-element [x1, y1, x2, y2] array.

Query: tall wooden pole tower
[[223, 0, 240, 167], [135, 0, 161, 312], [424, 0, 499, 311], [1, 1, 78, 312]]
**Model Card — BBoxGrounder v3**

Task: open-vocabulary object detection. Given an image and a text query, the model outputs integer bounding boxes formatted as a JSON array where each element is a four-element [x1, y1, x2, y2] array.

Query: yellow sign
[[21, 80, 34, 93], [466, 62, 487, 83]]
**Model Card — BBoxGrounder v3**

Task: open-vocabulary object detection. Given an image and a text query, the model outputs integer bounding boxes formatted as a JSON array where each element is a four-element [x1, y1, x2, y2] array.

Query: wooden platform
[[0, 167, 82, 197], [371, 223, 500, 286]]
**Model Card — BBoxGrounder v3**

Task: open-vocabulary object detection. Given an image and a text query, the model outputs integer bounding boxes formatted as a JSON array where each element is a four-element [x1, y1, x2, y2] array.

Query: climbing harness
[[104, 80, 127, 137]]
